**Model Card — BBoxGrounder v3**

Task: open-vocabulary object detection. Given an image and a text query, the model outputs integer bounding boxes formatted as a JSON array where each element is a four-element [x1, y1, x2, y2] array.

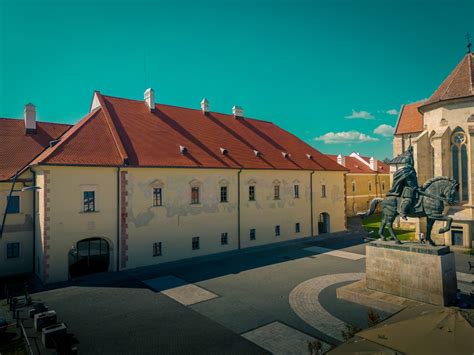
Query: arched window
[[451, 129, 468, 203]]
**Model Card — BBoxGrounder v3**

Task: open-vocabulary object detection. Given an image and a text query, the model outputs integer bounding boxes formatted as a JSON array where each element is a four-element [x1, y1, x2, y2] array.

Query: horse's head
[[442, 179, 458, 205]]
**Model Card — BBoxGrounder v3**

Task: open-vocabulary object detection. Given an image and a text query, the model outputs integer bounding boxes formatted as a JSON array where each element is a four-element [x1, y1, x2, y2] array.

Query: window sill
[[220, 201, 228, 204], [152, 205, 163, 208], [79, 211, 100, 214], [190, 203, 202, 206]]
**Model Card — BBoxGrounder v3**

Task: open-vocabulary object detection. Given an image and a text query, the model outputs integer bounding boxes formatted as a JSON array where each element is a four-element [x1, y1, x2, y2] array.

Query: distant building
[[328, 153, 390, 217], [393, 52, 474, 248], [0, 90, 348, 282]]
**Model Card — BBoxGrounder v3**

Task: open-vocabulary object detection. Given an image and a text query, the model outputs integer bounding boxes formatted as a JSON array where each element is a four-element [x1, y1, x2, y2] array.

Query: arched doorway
[[69, 238, 110, 278], [318, 213, 330, 234]]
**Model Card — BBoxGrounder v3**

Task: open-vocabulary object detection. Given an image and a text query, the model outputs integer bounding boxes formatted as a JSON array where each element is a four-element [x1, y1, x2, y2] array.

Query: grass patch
[[361, 213, 416, 241]]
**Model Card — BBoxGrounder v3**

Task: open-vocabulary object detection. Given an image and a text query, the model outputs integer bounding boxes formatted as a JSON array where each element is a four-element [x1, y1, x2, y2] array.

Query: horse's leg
[[378, 215, 387, 241], [434, 215, 453, 234], [426, 218, 436, 246], [387, 215, 401, 244]]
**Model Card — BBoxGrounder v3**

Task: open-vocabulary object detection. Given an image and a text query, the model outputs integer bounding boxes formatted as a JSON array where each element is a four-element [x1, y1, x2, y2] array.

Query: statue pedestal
[[365, 241, 457, 306]]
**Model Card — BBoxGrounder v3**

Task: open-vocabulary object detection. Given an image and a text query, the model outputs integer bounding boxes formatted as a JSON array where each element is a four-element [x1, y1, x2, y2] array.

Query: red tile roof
[[421, 53, 474, 109], [327, 155, 389, 174], [0, 118, 71, 181], [31, 92, 346, 172], [394, 101, 425, 135]]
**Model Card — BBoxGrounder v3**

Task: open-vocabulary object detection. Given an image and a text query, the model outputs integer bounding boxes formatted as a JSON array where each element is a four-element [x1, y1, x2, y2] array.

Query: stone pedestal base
[[366, 241, 457, 306]]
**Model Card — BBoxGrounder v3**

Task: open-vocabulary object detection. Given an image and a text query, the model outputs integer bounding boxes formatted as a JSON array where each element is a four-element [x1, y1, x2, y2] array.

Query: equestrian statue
[[359, 146, 458, 246]]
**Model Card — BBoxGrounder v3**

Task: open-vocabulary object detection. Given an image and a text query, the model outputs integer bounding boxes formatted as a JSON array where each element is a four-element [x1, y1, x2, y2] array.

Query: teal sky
[[1, 0, 473, 159]]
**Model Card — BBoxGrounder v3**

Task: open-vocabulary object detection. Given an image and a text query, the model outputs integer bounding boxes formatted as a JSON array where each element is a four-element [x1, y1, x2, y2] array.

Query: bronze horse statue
[[359, 177, 458, 246]]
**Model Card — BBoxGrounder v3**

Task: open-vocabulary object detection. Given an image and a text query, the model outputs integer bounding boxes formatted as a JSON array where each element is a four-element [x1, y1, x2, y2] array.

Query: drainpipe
[[310, 171, 315, 237], [237, 169, 242, 249], [0, 173, 18, 239], [116, 167, 121, 272], [31, 168, 36, 274]]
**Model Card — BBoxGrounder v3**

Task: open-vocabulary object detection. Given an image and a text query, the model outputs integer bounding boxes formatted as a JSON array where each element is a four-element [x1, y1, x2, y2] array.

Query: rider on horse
[[387, 146, 419, 220]]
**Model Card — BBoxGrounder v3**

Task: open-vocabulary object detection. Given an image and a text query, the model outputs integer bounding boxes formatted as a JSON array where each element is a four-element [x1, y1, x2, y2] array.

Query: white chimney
[[232, 105, 244, 118], [370, 157, 378, 171], [337, 154, 345, 166], [24, 103, 36, 133], [201, 98, 209, 113], [144, 88, 155, 110]]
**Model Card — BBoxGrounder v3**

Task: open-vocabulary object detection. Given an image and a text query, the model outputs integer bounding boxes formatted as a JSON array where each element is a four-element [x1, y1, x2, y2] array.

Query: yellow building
[[0, 90, 347, 283], [328, 153, 390, 217], [393, 52, 474, 248]]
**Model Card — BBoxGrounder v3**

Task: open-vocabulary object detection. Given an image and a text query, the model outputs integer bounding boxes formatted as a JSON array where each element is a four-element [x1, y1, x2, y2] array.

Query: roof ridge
[[101, 94, 274, 124], [96, 93, 129, 164], [32, 109, 102, 165], [0, 117, 73, 126]]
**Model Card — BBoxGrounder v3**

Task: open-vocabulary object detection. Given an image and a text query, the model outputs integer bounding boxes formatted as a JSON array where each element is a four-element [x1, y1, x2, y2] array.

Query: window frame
[[6, 195, 20, 214], [191, 186, 200, 205], [83, 191, 96, 213], [295, 222, 300, 233], [221, 232, 228, 245], [220, 186, 228, 203], [275, 225, 280, 237], [249, 185, 256, 201], [6, 242, 20, 259], [274, 185, 280, 200], [153, 242, 162, 257], [249, 228, 256, 240], [192, 236, 200, 250], [153, 187, 163, 207], [293, 184, 299, 199], [321, 185, 327, 198]]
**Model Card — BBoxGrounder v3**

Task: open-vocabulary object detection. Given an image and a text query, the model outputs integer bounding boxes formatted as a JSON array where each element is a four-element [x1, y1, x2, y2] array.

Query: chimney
[[201, 98, 209, 114], [144, 88, 155, 110], [24, 103, 36, 134], [337, 154, 345, 166], [370, 157, 378, 171], [232, 105, 244, 118]]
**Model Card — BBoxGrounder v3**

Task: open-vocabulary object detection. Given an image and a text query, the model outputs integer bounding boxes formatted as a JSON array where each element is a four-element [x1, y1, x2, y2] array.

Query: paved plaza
[[17, 230, 474, 354]]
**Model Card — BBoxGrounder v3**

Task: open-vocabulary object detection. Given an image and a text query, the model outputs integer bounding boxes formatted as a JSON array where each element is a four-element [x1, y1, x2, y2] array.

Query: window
[[250, 229, 256, 240], [153, 188, 162, 207], [275, 225, 280, 236], [294, 185, 300, 198], [321, 185, 326, 198], [249, 186, 255, 201], [6, 196, 20, 214], [191, 187, 200, 204], [7, 242, 20, 259], [352, 181, 356, 193], [451, 130, 469, 203], [382, 182, 385, 191], [220, 186, 228, 203], [83, 191, 95, 212], [274, 185, 280, 200], [295, 223, 300, 233], [221, 232, 228, 245], [153, 242, 162, 256], [192, 236, 200, 250], [368, 182, 372, 192]]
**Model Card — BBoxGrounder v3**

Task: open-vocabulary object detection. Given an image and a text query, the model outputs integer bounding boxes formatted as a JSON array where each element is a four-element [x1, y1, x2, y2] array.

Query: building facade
[[393, 52, 474, 248], [0, 90, 347, 283], [328, 153, 390, 217]]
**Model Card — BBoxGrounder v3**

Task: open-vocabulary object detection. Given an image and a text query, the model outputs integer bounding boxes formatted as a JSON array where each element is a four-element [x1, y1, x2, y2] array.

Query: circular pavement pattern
[[289, 273, 364, 342]]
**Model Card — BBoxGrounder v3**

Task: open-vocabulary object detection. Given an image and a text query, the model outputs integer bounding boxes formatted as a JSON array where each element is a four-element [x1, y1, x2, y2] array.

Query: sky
[[0, 0, 473, 160]]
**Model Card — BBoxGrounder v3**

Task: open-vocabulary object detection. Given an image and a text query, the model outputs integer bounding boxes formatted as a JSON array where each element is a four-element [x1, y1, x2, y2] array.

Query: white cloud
[[345, 110, 375, 120], [374, 124, 395, 137], [386, 109, 398, 115], [314, 131, 379, 144]]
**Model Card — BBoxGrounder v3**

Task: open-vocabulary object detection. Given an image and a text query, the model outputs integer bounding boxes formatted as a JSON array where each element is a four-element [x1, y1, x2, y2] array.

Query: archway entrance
[[318, 213, 330, 234], [69, 238, 110, 278]]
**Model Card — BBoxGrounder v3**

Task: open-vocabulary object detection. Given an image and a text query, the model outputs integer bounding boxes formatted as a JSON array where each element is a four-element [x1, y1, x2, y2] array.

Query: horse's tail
[[357, 198, 383, 218]]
